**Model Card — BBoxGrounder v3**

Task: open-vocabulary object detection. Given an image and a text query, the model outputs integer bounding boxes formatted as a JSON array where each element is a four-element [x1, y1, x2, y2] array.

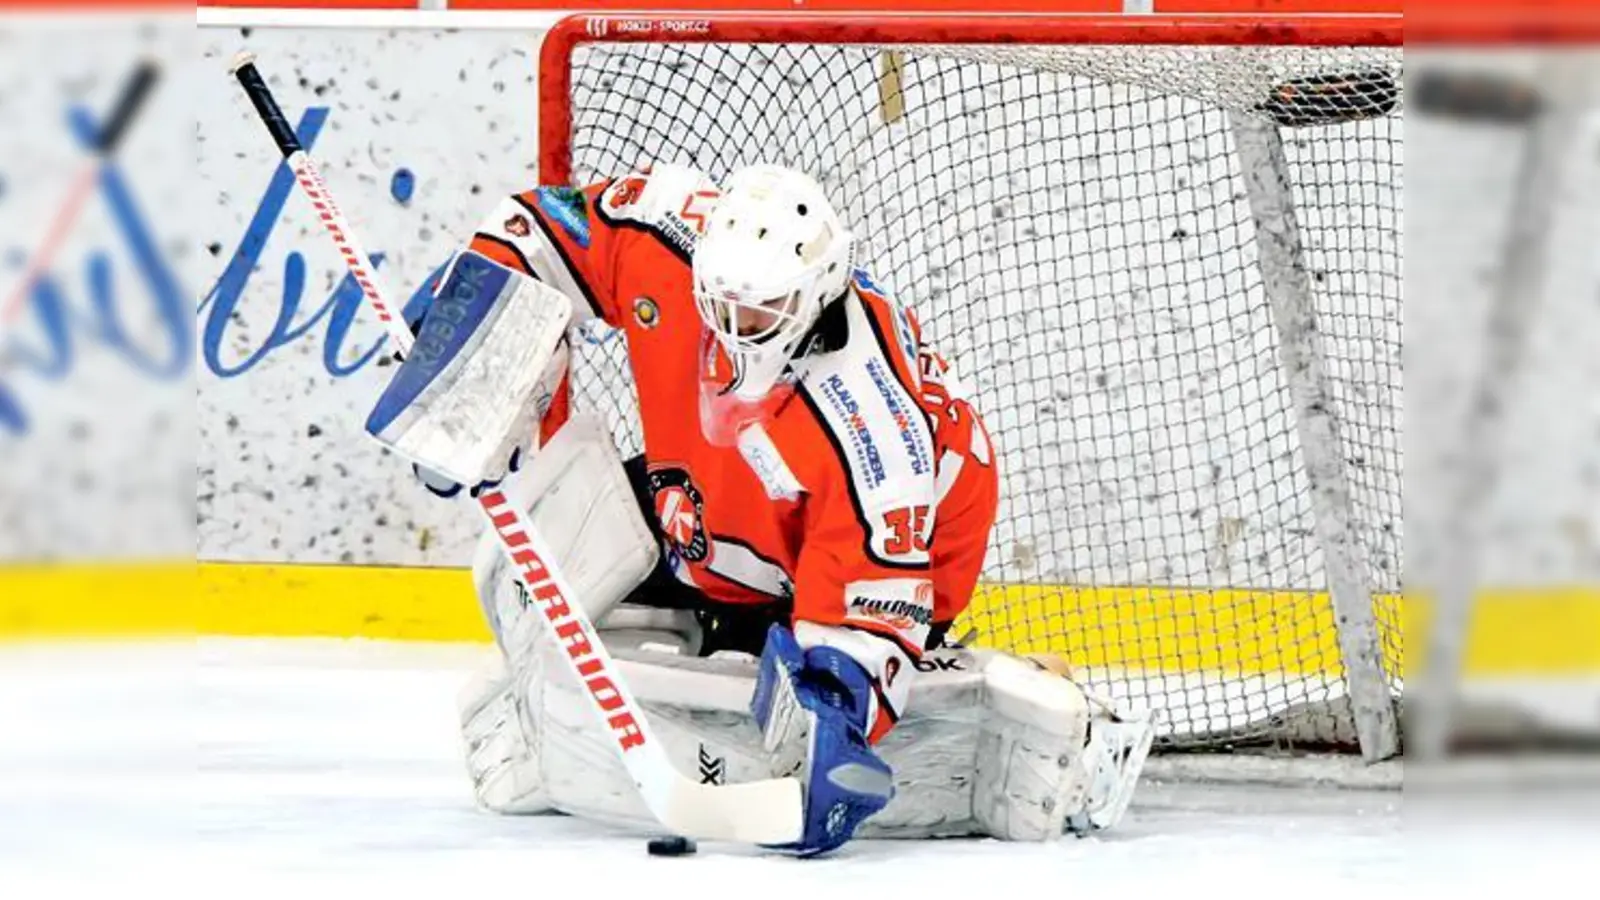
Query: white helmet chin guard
[[693, 164, 854, 400]]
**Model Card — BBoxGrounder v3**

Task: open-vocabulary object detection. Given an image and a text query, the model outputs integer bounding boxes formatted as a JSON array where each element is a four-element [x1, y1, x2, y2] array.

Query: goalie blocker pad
[[463, 635, 1157, 841], [365, 249, 575, 486]]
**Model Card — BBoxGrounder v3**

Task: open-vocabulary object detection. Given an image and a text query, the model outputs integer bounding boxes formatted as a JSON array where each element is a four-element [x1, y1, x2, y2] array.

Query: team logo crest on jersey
[[504, 214, 530, 237], [649, 466, 709, 562], [633, 296, 661, 329]]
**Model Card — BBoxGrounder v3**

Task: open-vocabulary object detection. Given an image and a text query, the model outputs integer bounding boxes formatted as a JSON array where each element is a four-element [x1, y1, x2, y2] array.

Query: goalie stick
[[225, 51, 804, 847]]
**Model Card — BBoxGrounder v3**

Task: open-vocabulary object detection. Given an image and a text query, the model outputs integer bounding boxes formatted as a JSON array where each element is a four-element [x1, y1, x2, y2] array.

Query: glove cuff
[[793, 621, 911, 745]]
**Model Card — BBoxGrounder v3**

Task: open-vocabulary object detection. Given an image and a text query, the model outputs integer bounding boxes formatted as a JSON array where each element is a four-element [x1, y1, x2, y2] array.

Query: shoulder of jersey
[[793, 277, 937, 503], [847, 267, 923, 384], [593, 163, 721, 260]]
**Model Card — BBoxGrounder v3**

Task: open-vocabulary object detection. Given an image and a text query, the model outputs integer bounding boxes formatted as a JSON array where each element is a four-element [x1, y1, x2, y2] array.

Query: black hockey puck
[[647, 836, 698, 857]]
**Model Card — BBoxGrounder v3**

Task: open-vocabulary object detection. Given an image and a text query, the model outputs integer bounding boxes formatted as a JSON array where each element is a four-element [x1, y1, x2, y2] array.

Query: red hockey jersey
[[465, 163, 998, 667]]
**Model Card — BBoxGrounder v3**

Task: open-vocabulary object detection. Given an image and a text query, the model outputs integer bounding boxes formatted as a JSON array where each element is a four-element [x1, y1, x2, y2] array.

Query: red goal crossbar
[[536, 13, 1405, 185]]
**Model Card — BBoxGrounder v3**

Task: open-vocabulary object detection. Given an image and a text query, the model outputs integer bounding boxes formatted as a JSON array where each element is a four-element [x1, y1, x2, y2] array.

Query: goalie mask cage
[[539, 13, 1404, 762]]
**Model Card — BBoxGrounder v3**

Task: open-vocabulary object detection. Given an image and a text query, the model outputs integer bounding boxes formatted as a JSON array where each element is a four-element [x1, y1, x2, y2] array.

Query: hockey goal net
[[539, 14, 1404, 760]]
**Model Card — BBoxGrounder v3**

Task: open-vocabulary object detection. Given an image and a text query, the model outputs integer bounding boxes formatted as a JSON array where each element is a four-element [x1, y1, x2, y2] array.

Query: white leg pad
[[472, 643, 1160, 839], [972, 652, 1095, 840], [459, 412, 659, 815], [469, 412, 659, 664], [975, 652, 1160, 838], [459, 612, 703, 818], [458, 652, 553, 815]]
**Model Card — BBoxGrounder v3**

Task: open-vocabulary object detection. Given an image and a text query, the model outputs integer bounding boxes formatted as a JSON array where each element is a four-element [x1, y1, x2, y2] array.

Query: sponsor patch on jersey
[[817, 372, 888, 491], [802, 294, 938, 568], [633, 296, 661, 329], [504, 213, 531, 238], [594, 165, 719, 263], [865, 358, 931, 477], [533, 186, 590, 248], [843, 577, 934, 647], [677, 191, 718, 235], [656, 206, 703, 258], [649, 466, 710, 563]]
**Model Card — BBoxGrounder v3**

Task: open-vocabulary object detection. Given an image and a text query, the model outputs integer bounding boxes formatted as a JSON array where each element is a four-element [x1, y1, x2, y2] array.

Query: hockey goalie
[[363, 162, 1158, 856]]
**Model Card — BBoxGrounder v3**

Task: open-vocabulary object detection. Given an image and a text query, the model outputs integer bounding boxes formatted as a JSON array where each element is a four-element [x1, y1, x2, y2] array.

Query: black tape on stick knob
[[229, 52, 303, 158]]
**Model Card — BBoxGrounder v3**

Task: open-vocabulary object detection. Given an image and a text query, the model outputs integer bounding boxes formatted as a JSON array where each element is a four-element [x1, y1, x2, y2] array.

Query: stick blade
[[661, 776, 804, 845]]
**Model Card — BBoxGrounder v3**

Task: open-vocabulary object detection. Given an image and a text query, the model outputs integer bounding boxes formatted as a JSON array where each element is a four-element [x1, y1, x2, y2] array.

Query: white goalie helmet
[[693, 164, 854, 400]]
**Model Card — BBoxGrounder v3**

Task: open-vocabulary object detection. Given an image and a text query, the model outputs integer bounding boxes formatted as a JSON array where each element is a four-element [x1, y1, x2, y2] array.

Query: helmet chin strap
[[726, 339, 795, 402]]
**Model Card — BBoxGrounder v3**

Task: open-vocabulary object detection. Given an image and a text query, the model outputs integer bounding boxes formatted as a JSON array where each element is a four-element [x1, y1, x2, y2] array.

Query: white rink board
[[193, 25, 548, 567], [1404, 55, 1600, 589], [0, 18, 195, 561], [183, 22, 1600, 589]]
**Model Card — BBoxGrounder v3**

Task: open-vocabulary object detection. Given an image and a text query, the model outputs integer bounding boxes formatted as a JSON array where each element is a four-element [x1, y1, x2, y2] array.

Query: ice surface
[[0, 638, 1579, 898]]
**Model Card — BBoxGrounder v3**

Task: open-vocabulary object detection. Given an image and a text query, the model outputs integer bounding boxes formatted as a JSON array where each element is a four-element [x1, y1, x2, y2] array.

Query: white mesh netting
[[558, 36, 1403, 750]]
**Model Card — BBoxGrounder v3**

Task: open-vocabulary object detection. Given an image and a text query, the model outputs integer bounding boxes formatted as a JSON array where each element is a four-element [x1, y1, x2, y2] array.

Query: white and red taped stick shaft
[[226, 51, 803, 847], [228, 53, 405, 342]]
